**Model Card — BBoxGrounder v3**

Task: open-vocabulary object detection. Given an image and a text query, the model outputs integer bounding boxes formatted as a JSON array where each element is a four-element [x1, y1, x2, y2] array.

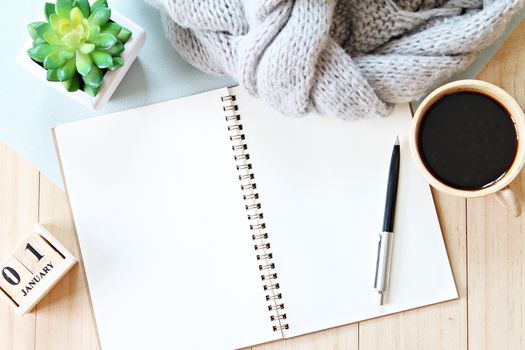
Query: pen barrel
[[383, 145, 400, 233], [374, 231, 394, 292]]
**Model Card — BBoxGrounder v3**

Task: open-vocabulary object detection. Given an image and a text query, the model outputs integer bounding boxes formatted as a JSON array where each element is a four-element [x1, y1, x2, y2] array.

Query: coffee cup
[[410, 80, 525, 217]]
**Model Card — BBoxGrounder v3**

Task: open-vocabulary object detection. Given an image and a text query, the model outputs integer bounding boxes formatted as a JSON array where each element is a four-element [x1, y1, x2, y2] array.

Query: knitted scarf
[[151, 0, 523, 120]]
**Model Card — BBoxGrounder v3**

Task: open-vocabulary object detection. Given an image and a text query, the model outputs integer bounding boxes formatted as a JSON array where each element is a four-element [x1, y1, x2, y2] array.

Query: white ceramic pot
[[16, 9, 146, 110]]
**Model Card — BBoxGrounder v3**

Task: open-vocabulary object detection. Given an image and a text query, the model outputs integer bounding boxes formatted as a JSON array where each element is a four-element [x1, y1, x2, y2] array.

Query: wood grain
[[0, 142, 39, 350], [467, 21, 525, 350], [34, 175, 99, 350], [2, 19, 525, 350], [253, 327, 358, 350]]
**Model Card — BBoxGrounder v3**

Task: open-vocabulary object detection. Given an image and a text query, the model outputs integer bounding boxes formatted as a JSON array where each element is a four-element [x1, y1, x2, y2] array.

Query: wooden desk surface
[[2, 22, 525, 350]]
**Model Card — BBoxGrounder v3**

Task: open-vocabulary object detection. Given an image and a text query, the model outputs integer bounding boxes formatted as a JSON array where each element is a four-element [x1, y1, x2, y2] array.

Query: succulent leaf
[[43, 30, 62, 45], [101, 22, 121, 36], [79, 43, 95, 54], [75, 49, 92, 76], [47, 69, 60, 82], [27, 44, 58, 63], [83, 84, 101, 97], [44, 3, 56, 21], [61, 31, 83, 46], [105, 41, 124, 56], [33, 38, 47, 46], [70, 7, 85, 27], [49, 14, 72, 36], [28, 22, 42, 40], [82, 66, 103, 88], [63, 74, 81, 92], [34, 22, 52, 38], [58, 58, 77, 81], [87, 24, 101, 41], [73, 0, 90, 18], [90, 0, 108, 12], [89, 7, 111, 27], [92, 33, 117, 50], [43, 51, 68, 69], [91, 51, 113, 69], [117, 27, 132, 43], [58, 49, 75, 61], [108, 56, 124, 71], [55, 0, 74, 18]]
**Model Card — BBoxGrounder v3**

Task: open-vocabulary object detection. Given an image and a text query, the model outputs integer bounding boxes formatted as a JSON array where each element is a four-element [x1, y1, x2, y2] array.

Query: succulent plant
[[27, 0, 132, 97]]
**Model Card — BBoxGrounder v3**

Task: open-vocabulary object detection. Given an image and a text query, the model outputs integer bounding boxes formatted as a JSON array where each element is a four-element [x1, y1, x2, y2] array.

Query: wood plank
[[252, 326, 358, 350], [0, 141, 40, 350], [358, 191, 467, 349], [468, 20, 525, 350], [34, 175, 100, 350]]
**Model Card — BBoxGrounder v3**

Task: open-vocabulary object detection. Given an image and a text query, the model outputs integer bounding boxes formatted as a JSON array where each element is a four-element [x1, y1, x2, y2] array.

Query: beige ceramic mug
[[410, 80, 525, 217]]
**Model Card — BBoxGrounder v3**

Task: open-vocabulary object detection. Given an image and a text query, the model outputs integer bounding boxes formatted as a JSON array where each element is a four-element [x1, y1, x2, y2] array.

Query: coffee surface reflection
[[418, 92, 518, 190]]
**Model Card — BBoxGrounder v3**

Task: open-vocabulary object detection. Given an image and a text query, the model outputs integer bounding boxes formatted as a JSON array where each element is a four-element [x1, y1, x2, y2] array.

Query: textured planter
[[16, 9, 146, 110]]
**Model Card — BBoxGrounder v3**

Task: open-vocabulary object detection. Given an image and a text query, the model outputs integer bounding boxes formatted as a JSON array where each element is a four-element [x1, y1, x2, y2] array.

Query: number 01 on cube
[[0, 224, 77, 316]]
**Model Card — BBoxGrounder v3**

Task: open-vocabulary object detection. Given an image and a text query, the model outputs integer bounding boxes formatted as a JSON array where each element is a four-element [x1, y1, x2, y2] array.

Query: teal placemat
[[1, 2, 523, 187]]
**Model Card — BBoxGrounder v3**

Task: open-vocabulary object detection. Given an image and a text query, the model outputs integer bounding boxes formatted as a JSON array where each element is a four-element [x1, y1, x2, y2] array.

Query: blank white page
[[234, 86, 458, 337], [54, 88, 280, 350]]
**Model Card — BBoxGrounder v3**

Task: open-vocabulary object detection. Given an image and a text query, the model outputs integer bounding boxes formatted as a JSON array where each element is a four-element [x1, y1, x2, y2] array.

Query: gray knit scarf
[[151, 0, 523, 120]]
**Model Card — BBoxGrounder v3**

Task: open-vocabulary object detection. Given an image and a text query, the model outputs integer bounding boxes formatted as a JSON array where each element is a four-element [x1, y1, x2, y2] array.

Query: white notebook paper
[[54, 86, 457, 350]]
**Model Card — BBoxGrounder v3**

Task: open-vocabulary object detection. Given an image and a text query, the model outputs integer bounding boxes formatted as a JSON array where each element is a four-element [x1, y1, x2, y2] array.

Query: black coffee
[[418, 91, 518, 190]]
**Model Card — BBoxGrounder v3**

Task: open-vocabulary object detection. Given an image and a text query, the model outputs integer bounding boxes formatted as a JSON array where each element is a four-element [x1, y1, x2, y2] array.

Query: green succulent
[[27, 0, 132, 97]]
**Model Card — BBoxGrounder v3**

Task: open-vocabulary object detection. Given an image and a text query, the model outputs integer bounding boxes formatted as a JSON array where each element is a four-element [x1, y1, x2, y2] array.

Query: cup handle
[[494, 186, 521, 217]]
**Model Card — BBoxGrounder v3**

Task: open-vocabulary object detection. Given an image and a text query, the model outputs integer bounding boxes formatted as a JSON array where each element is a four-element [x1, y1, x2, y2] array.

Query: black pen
[[374, 136, 400, 305]]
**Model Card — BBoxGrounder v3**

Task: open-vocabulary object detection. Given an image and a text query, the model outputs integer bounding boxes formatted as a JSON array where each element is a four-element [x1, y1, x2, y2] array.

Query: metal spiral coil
[[266, 293, 282, 301], [250, 223, 266, 230], [257, 253, 273, 260], [234, 154, 250, 161], [273, 324, 290, 331], [239, 173, 255, 181], [254, 243, 271, 250], [247, 212, 263, 220], [246, 203, 261, 210], [242, 183, 257, 191], [268, 303, 284, 311], [259, 262, 275, 270], [222, 93, 288, 334]]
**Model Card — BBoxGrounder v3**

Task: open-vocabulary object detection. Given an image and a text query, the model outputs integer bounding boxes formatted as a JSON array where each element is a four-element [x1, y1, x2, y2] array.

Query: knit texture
[[152, 0, 523, 120]]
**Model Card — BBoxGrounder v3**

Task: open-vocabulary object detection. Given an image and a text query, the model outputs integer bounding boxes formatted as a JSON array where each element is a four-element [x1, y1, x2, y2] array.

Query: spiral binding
[[221, 92, 289, 334]]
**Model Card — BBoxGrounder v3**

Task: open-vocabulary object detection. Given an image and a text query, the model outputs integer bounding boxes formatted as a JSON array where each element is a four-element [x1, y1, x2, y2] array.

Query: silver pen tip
[[395, 135, 400, 146]]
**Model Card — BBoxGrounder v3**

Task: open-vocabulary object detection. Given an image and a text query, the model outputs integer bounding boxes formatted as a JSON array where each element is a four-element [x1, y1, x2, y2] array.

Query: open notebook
[[54, 86, 457, 349]]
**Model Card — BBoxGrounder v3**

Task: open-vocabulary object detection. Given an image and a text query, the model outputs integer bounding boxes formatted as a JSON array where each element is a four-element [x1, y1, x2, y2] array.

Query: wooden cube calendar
[[0, 224, 77, 316]]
